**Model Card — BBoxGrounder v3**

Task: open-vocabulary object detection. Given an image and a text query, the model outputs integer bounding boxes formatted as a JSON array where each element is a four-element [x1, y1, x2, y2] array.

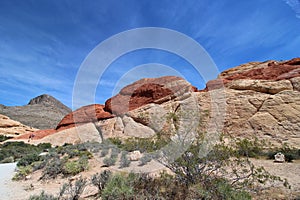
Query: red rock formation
[[104, 76, 196, 115], [56, 104, 113, 131], [14, 129, 57, 140], [201, 58, 300, 91]]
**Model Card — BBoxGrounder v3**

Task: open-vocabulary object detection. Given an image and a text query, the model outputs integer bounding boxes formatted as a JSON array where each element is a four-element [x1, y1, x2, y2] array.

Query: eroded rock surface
[[0, 114, 37, 137], [56, 104, 113, 131], [104, 76, 197, 115]]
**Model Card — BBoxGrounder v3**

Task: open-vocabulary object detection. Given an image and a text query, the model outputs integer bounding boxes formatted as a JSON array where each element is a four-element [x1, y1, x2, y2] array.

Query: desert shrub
[[58, 178, 87, 200], [17, 153, 40, 167], [103, 156, 117, 166], [138, 154, 152, 166], [111, 147, 120, 157], [63, 156, 89, 176], [28, 191, 58, 200], [119, 151, 130, 168], [108, 137, 122, 147], [91, 170, 112, 195], [235, 138, 264, 158], [164, 137, 287, 198], [13, 165, 33, 180], [0, 156, 14, 163], [0, 142, 50, 163], [101, 173, 135, 200], [41, 157, 64, 179], [100, 148, 109, 157], [186, 178, 251, 200]]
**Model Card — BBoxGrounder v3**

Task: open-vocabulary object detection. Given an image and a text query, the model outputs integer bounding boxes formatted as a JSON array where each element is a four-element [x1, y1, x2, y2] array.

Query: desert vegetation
[[18, 135, 296, 199]]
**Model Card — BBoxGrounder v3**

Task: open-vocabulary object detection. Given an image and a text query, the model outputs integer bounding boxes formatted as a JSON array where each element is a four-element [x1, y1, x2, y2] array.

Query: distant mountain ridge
[[0, 94, 71, 129]]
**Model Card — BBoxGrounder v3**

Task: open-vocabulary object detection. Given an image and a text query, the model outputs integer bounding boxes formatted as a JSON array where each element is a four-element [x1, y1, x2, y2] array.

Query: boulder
[[56, 104, 113, 131], [129, 150, 142, 161], [104, 76, 197, 115], [274, 152, 285, 163]]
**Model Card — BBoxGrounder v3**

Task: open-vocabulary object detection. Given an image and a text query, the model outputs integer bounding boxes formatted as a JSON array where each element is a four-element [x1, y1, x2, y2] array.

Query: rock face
[[104, 76, 197, 115], [56, 104, 113, 131], [0, 114, 37, 137], [25, 58, 300, 149], [198, 58, 300, 147], [0, 94, 71, 129]]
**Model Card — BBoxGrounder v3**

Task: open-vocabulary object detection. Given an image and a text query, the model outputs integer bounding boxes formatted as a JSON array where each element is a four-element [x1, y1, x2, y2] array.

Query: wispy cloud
[[284, 0, 300, 19]]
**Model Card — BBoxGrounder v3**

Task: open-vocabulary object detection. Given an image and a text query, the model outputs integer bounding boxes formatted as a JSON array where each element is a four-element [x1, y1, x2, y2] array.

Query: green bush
[[103, 156, 117, 166], [0, 142, 51, 163], [13, 165, 33, 180], [63, 156, 89, 176], [235, 138, 264, 158], [17, 153, 40, 167], [0, 156, 14, 163], [101, 173, 134, 200]]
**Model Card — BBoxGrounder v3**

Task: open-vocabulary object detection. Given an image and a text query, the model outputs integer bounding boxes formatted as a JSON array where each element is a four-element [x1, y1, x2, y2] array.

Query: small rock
[[68, 174, 82, 181], [274, 152, 285, 163], [129, 150, 142, 161]]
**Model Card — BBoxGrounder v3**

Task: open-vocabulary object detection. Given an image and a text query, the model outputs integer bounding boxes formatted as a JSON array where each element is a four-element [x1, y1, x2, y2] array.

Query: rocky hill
[[0, 94, 71, 129], [13, 58, 300, 148]]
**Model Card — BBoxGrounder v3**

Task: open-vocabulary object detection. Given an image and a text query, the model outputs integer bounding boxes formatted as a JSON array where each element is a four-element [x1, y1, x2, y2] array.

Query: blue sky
[[0, 0, 299, 109]]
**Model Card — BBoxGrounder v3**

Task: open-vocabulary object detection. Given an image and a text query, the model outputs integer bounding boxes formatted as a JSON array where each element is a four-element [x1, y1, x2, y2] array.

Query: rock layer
[[104, 76, 197, 115], [18, 58, 300, 148], [56, 104, 113, 131], [0, 114, 37, 137]]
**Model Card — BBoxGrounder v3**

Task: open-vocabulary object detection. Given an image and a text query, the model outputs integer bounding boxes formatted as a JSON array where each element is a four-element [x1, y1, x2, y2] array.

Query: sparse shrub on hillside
[[58, 178, 87, 200], [63, 156, 89, 176], [119, 151, 130, 168], [91, 170, 112, 196], [235, 138, 264, 158], [108, 137, 122, 147], [111, 147, 120, 158], [118, 137, 169, 153], [101, 173, 135, 200], [13, 165, 33, 180], [138, 153, 152, 166], [41, 156, 65, 179], [17, 153, 40, 167], [28, 191, 58, 200], [0, 142, 50, 164], [100, 147, 109, 157], [103, 156, 117, 166]]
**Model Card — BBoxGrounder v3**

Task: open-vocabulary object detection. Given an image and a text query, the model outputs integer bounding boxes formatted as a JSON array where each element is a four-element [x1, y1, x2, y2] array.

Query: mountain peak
[[28, 94, 58, 105]]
